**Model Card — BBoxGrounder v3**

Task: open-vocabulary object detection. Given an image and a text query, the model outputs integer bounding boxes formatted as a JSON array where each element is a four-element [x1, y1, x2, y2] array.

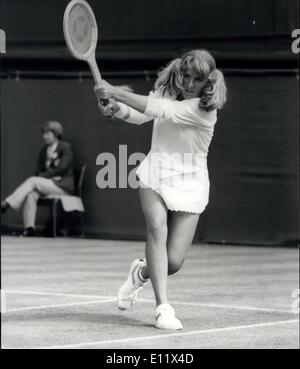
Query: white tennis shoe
[[155, 304, 183, 330], [117, 258, 148, 310]]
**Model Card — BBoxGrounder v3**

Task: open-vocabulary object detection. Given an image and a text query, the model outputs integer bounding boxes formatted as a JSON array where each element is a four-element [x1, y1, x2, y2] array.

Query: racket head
[[63, 0, 98, 61]]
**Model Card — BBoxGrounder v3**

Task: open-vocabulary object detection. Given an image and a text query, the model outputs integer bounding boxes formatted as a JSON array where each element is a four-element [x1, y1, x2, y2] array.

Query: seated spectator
[[1, 121, 74, 237]]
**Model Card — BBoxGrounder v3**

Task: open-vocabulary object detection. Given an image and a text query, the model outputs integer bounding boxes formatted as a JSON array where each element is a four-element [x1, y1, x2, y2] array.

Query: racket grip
[[99, 98, 110, 106]]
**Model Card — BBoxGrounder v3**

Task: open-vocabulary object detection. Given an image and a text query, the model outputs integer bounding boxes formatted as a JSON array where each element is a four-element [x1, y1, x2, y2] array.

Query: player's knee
[[147, 217, 167, 240], [168, 257, 184, 275]]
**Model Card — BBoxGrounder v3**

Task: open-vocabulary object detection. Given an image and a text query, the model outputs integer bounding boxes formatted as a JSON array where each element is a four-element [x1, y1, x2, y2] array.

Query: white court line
[[22, 319, 299, 350], [3, 299, 115, 314], [1, 289, 6, 314], [3, 289, 113, 300], [3, 289, 295, 314]]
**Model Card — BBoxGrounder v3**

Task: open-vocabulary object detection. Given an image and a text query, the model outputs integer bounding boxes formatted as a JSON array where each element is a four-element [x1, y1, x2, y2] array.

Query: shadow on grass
[[2, 310, 155, 328]]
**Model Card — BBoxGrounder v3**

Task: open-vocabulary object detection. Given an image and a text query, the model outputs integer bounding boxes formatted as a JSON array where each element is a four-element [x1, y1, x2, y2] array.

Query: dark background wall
[[0, 0, 298, 245]]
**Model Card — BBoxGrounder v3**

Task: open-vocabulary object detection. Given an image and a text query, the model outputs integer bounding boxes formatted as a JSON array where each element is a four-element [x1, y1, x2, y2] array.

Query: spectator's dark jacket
[[36, 140, 75, 194]]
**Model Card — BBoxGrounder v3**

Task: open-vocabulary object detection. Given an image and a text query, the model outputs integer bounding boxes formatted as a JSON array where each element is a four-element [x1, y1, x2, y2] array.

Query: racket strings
[[68, 4, 95, 55]]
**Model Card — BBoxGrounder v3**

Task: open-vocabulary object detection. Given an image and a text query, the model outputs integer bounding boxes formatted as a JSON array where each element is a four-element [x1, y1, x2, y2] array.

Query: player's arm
[[95, 80, 216, 127], [114, 102, 153, 125], [94, 84, 153, 125], [95, 81, 148, 114]]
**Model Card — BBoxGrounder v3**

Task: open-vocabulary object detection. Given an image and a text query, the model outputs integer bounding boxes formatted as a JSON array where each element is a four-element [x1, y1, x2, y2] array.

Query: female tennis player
[[94, 49, 227, 330]]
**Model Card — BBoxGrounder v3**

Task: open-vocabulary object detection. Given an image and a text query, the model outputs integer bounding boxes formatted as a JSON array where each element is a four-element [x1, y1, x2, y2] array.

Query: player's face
[[43, 131, 57, 146], [182, 70, 207, 99]]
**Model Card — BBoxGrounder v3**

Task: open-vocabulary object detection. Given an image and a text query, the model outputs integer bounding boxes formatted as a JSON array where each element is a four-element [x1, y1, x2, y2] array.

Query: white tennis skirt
[[136, 158, 210, 214]]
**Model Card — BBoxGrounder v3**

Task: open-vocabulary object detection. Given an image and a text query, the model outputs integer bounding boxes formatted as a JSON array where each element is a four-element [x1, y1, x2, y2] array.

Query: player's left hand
[[94, 80, 115, 100]]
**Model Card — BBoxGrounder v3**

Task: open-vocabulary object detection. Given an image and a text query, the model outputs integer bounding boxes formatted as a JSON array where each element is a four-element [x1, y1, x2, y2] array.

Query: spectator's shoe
[[117, 258, 148, 310], [155, 304, 183, 330], [20, 227, 35, 237], [1, 200, 9, 214]]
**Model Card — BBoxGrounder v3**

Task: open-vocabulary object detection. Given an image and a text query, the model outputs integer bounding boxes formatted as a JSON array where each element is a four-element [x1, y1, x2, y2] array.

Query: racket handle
[[89, 57, 110, 107]]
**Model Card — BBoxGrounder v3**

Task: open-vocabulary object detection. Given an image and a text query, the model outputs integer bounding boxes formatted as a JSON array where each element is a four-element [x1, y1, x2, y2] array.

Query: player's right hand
[[97, 100, 120, 119]]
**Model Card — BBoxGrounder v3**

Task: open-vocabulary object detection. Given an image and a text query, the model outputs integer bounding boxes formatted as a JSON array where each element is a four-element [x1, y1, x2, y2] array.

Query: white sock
[[138, 266, 148, 283]]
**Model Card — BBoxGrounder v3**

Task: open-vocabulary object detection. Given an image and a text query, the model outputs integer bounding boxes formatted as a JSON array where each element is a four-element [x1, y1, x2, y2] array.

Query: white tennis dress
[[115, 91, 217, 214]]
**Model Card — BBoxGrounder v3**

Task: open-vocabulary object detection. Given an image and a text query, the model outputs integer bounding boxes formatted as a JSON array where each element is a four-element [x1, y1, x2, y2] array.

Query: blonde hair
[[154, 58, 184, 97], [154, 49, 227, 111]]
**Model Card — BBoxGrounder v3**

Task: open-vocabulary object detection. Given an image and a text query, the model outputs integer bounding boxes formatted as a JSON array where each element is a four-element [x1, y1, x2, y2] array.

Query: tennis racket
[[63, 0, 109, 105]]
